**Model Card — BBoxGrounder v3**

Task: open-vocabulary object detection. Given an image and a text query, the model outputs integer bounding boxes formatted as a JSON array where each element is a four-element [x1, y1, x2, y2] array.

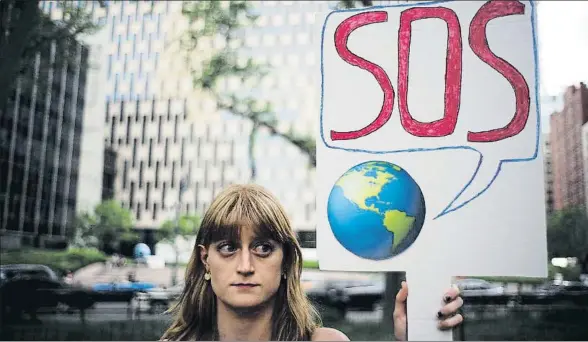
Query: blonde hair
[[161, 184, 321, 341]]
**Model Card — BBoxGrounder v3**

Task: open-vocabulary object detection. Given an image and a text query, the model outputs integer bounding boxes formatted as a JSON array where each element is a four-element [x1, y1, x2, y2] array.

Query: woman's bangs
[[206, 193, 285, 244]]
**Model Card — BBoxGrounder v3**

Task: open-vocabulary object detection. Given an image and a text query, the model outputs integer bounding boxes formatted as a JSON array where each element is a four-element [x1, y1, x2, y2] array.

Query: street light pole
[[171, 178, 187, 286]]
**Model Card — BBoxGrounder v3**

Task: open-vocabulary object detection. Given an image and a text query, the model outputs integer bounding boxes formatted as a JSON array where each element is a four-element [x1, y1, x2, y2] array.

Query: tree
[[73, 200, 137, 254], [0, 0, 105, 112], [179, 0, 403, 327], [69, 211, 100, 249], [157, 214, 201, 243], [547, 206, 588, 260], [180, 1, 315, 180]]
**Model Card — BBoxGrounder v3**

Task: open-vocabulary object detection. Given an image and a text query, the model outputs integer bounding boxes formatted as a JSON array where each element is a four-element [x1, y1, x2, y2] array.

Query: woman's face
[[200, 226, 284, 310]]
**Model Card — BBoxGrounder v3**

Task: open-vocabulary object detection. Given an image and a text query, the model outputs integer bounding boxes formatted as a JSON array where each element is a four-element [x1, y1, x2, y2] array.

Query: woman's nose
[[236, 249, 254, 275]]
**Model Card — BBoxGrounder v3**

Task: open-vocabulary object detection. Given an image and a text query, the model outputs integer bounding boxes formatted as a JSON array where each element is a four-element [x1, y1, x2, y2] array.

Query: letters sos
[[330, 0, 531, 143]]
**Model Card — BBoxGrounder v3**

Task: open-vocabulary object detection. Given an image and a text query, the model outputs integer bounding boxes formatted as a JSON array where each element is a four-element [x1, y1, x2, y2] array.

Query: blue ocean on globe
[[327, 161, 426, 260]]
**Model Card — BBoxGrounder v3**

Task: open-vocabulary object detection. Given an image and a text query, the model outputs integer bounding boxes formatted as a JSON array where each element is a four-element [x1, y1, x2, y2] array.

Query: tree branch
[[215, 96, 316, 167]]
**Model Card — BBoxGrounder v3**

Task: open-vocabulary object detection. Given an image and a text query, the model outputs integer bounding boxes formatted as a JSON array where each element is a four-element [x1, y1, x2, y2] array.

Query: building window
[[288, 13, 301, 25], [156, 13, 162, 37], [114, 74, 119, 100], [117, 34, 122, 57], [126, 116, 131, 144], [110, 120, 116, 145], [164, 138, 169, 166], [148, 138, 153, 167], [155, 161, 160, 188], [162, 182, 167, 210], [181, 137, 186, 167], [137, 202, 142, 220], [146, 182, 151, 210], [141, 116, 147, 144], [139, 161, 144, 188], [107, 54, 112, 79], [132, 138, 138, 167], [139, 54, 143, 77], [262, 34, 276, 47], [174, 115, 179, 143], [171, 161, 176, 188], [158, 115, 163, 143], [130, 181, 135, 208], [123, 160, 128, 189]]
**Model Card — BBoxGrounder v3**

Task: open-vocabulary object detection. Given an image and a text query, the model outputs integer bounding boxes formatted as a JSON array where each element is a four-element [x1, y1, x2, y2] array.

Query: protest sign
[[316, 1, 547, 340]]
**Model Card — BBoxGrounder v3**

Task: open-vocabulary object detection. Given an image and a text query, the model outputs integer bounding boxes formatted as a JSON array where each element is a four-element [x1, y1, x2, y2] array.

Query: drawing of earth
[[327, 161, 426, 260]]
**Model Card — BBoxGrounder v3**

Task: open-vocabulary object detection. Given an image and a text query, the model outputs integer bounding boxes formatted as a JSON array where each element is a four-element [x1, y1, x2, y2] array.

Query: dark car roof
[[0, 264, 59, 280]]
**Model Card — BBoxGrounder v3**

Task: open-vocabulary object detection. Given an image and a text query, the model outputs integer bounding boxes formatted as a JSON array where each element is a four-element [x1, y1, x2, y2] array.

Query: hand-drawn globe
[[327, 161, 426, 260], [133, 243, 151, 259]]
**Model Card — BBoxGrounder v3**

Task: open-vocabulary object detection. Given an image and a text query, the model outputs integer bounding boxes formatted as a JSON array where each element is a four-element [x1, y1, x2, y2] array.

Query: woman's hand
[[393, 281, 464, 341]]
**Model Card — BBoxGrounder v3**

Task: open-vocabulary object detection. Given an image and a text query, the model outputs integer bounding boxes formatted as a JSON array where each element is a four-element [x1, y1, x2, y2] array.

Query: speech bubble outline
[[319, 0, 541, 220]]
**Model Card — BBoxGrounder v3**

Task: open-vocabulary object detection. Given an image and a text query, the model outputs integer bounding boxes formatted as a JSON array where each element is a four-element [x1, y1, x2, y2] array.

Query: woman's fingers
[[438, 313, 464, 330], [393, 281, 408, 318], [443, 285, 460, 303], [438, 296, 464, 317]]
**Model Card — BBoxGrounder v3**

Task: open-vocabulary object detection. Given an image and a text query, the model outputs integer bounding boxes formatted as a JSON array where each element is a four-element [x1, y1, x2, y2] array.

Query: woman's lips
[[231, 283, 260, 288]]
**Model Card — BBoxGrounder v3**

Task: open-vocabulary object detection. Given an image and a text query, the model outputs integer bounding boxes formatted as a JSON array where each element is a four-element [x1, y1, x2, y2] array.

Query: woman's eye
[[218, 243, 237, 254], [253, 243, 274, 256]]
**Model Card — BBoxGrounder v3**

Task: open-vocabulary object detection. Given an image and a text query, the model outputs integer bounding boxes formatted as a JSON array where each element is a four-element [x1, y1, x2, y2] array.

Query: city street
[[38, 301, 383, 324]]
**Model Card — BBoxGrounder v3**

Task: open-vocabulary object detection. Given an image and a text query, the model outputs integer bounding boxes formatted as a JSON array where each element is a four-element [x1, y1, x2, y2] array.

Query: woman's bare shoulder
[[311, 327, 350, 341]]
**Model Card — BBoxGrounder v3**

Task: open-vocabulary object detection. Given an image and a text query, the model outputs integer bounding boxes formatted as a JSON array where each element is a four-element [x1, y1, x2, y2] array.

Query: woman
[[161, 184, 463, 341]]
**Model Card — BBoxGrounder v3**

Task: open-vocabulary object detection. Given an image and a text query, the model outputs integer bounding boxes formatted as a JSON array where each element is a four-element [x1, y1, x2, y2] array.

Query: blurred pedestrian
[[160, 184, 463, 341], [63, 270, 74, 285]]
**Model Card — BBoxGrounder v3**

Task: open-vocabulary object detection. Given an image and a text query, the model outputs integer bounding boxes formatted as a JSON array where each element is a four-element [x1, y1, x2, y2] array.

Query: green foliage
[[0, 0, 105, 112], [0, 247, 107, 275], [547, 206, 588, 259], [72, 200, 137, 253], [157, 214, 201, 242], [302, 259, 319, 269]]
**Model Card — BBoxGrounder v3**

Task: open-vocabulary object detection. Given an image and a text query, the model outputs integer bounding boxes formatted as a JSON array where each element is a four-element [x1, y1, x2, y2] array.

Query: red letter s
[[467, 0, 531, 143], [331, 12, 394, 141]]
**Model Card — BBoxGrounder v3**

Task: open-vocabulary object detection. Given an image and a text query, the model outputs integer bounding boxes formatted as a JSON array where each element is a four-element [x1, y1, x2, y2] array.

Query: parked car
[[91, 280, 158, 303], [528, 281, 588, 305], [0, 264, 60, 285], [455, 278, 505, 296], [302, 271, 384, 316], [0, 264, 95, 320], [131, 283, 184, 314]]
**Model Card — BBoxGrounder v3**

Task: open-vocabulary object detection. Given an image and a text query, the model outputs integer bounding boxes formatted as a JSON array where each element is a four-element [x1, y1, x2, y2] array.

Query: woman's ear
[[198, 244, 209, 269]]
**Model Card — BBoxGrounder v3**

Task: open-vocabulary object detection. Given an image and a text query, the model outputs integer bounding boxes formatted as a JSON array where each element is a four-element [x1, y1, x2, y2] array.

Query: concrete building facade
[[40, 1, 408, 238], [104, 99, 253, 229], [549, 83, 588, 211], [543, 134, 554, 215]]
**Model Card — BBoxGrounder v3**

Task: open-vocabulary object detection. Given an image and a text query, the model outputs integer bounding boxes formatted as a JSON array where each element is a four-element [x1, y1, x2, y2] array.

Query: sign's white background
[[317, 0, 547, 279]]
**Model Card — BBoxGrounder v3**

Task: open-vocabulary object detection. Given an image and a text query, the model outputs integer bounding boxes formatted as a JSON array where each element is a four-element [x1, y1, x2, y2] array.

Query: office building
[[0, 16, 91, 247], [549, 83, 588, 211], [104, 99, 252, 229], [543, 134, 554, 214], [41, 1, 408, 240]]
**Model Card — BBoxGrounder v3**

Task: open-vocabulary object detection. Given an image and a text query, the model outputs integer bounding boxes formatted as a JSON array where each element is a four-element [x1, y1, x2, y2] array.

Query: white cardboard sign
[[316, 0, 547, 340]]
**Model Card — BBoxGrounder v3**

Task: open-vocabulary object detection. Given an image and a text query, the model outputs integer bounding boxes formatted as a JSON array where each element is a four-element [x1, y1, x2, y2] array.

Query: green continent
[[335, 162, 395, 214], [383, 210, 415, 249]]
